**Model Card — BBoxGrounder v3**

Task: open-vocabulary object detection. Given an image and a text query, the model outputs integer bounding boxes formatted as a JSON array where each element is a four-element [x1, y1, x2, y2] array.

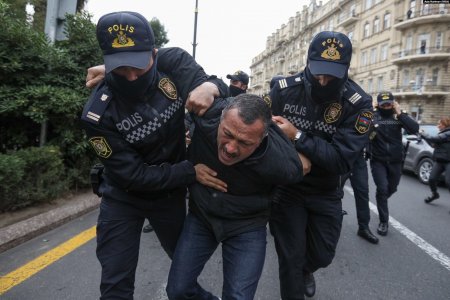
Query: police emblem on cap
[[89, 137, 112, 158], [324, 103, 342, 123], [355, 111, 373, 134], [321, 42, 342, 61], [158, 78, 177, 100], [112, 31, 135, 48]]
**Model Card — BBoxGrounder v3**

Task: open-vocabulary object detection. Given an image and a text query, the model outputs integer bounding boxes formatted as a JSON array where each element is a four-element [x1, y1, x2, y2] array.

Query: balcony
[[394, 7, 450, 30], [276, 55, 285, 63], [254, 68, 263, 75], [336, 10, 359, 28], [391, 85, 450, 97], [391, 46, 450, 64]]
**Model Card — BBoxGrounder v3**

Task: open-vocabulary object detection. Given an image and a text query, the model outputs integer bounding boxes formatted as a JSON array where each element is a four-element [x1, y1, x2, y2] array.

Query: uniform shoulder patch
[[278, 75, 302, 89], [158, 77, 178, 100], [89, 136, 112, 158], [82, 84, 113, 125], [355, 110, 373, 134], [343, 86, 362, 105]]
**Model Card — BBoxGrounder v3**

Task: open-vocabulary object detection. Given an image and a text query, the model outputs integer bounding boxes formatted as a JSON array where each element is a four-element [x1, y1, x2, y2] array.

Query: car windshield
[[420, 125, 439, 136]]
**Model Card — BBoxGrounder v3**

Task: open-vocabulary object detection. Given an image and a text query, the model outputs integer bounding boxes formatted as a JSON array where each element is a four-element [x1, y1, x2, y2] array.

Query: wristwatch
[[293, 130, 302, 142]]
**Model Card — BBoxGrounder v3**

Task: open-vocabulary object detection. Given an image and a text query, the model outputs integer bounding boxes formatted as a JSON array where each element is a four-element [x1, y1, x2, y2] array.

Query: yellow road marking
[[0, 226, 96, 295]]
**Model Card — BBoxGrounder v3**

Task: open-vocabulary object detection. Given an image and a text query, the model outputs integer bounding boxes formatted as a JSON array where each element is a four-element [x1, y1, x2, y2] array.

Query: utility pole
[[192, 0, 199, 59]]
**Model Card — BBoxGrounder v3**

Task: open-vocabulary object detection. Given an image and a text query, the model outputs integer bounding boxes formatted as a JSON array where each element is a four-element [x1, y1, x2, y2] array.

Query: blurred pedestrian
[[368, 92, 419, 236], [421, 117, 450, 203], [226, 70, 249, 96]]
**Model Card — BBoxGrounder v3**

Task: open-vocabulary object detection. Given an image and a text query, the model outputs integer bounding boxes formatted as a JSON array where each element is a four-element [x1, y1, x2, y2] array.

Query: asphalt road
[[1, 172, 449, 300]]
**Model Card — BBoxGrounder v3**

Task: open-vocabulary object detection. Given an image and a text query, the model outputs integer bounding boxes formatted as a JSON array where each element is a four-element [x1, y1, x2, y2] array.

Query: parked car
[[402, 124, 439, 184]]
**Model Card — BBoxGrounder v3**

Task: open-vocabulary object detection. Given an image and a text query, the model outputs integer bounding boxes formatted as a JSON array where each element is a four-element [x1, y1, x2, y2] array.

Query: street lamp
[[192, 0, 199, 59]]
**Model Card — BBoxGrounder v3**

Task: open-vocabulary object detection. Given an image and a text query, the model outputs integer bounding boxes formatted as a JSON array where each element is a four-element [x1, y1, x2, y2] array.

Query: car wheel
[[416, 158, 433, 184]]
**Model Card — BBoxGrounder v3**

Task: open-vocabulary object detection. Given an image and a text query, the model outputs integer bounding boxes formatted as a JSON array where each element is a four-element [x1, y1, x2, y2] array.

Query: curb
[[0, 193, 101, 253]]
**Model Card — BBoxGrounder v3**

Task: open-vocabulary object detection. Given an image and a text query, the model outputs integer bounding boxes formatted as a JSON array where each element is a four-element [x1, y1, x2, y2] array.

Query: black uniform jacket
[[369, 110, 419, 163], [270, 72, 373, 196], [80, 47, 215, 208], [422, 127, 450, 162], [187, 98, 304, 241]]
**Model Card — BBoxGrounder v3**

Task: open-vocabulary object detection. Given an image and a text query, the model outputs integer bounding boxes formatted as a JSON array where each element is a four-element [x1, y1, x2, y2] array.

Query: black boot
[[424, 192, 439, 203], [303, 271, 316, 297]]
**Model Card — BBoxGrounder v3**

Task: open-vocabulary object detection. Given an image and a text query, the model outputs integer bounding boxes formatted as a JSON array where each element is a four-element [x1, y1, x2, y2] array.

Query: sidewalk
[[0, 190, 100, 253]]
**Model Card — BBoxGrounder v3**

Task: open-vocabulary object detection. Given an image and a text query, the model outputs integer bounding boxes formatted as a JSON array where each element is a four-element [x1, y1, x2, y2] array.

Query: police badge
[[324, 103, 342, 123], [158, 78, 178, 100]]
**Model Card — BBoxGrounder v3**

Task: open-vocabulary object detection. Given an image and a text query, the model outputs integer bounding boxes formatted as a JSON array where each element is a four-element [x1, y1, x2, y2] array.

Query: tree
[[150, 17, 169, 48]]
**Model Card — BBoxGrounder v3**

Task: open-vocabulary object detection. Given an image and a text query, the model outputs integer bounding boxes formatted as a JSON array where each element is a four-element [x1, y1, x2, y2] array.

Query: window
[[368, 78, 373, 93], [363, 23, 370, 38], [410, 0, 416, 18], [402, 70, 410, 87], [377, 76, 383, 92], [380, 44, 388, 61], [373, 17, 380, 34], [383, 13, 391, 29], [415, 68, 424, 91], [431, 69, 439, 86], [405, 36, 413, 56], [365, 0, 372, 10], [370, 48, 377, 64], [348, 31, 354, 42], [436, 32, 442, 50], [350, 4, 356, 17], [361, 51, 368, 66]]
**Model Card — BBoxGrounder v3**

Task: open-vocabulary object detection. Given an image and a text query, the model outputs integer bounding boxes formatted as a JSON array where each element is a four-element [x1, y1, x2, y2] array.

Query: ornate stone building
[[249, 0, 450, 123]]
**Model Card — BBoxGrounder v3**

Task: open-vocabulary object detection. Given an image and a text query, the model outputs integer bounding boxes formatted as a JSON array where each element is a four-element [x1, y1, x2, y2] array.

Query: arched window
[[373, 17, 380, 34], [364, 22, 370, 38]]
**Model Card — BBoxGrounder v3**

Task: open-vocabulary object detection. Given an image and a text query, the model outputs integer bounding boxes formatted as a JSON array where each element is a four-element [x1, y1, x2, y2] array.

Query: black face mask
[[304, 66, 347, 103], [378, 107, 394, 117], [229, 85, 246, 97], [106, 56, 157, 99]]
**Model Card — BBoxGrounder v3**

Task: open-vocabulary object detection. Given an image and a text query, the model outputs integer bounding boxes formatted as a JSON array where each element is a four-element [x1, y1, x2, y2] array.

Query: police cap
[[96, 11, 155, 73], [226, 70, 249, 85], [308, 31, 352, 79]]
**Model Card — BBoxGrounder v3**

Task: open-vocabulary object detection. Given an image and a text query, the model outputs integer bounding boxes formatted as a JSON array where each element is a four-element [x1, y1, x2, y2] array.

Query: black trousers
[[370, 160, 402, 223], [349, 154, 371, 229], [270, 192, 343, 300], [429, 161, 450, 194], [96, 192, 186, 300]]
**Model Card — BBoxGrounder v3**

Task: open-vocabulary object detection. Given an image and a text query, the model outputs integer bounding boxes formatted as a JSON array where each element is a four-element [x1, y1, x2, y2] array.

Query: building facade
[[249, 0, 450, 123]]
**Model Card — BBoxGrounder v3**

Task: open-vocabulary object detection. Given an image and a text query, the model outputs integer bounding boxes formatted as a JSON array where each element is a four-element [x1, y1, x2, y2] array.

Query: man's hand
[[86, 65, 106, 88], [194, 163, 227, 192], [185, 82, 219, 116], [272, 115, 297, 140], [393, 101, 402, 116], [298, 153, 311, 176]]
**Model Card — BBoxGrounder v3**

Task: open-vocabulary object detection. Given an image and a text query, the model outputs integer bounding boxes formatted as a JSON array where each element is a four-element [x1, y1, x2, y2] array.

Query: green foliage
[[150, 17, 169, 48], [0, 153, 25, 210], [0, 146, 68, 211]]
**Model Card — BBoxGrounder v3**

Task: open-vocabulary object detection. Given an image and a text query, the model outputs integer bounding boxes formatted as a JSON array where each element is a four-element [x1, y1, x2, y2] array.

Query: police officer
[[226, 70, 249, 96], [368, 92, 419, 236], [268, 31, 373, 299], [346, 149, 379, 244], [81, 11, 224, 299]]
